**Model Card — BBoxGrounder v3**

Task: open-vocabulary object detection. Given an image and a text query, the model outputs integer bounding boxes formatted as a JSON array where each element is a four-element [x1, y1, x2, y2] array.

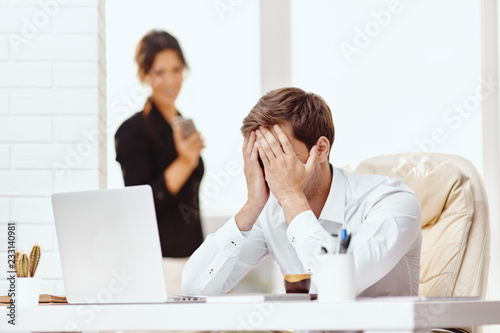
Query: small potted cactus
[[15, 244, 41, 307]]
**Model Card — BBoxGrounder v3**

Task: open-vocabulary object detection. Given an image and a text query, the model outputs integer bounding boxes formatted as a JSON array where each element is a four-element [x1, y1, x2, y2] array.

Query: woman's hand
[[172, 123, 204, 169]]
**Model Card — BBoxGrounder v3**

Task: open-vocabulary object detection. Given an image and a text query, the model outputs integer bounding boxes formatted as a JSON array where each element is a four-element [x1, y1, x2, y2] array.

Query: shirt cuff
[[214, 216, 249, 256], [240, 229, 251, 237], [286, 210, 326, 248]]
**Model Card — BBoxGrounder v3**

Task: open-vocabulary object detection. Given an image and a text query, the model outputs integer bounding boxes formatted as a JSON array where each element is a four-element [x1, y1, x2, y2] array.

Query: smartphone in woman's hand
[[173, 116, 197, 138]]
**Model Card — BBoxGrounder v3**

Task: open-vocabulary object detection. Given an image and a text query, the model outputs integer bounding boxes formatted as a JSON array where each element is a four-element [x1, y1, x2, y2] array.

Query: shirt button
[[291, 237, 295, 243]]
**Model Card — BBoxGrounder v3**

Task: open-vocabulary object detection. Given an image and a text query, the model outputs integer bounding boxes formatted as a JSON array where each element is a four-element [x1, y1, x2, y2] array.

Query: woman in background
[[115, 30, 204, 296]]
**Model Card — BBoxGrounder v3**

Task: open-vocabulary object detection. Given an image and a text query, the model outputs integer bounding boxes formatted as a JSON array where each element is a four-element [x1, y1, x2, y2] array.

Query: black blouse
[[114, 102, 204, 258]]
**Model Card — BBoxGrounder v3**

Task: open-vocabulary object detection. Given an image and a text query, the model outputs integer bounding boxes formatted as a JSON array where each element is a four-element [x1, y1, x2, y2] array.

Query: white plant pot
[[17, 277, 41, 307]]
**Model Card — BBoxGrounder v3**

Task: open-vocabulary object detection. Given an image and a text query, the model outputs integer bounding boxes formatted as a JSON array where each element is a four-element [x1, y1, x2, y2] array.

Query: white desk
[[1, 298, 500, 332]]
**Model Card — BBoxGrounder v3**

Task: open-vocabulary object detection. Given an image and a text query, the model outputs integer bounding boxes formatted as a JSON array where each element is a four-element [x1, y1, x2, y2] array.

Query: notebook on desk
[[206, 293, 313, 303], [52, 185, 204, 305]]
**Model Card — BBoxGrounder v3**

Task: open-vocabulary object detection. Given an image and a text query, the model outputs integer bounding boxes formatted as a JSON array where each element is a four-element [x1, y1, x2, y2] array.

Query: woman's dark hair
[[135, 29, 188, 82]]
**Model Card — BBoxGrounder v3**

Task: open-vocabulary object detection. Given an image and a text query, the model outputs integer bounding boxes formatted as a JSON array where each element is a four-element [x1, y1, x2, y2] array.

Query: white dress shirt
[[182, 166, 422, 297]]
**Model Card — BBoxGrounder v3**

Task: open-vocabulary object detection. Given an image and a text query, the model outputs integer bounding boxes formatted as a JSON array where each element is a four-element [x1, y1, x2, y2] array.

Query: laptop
[[52, 185, 203, 304]]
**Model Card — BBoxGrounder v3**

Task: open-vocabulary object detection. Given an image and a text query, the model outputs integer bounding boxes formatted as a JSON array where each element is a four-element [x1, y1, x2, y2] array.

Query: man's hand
[[256, 125, 318, 224], [235, 131, 270, 231]]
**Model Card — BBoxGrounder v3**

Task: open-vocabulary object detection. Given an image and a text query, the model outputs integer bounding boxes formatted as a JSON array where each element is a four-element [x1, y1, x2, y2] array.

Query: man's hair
[[241, 87, 335, 150]]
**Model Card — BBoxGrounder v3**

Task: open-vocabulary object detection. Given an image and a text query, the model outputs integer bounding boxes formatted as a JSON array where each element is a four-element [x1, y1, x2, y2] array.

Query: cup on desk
[[17, 277, 41, 307], [316, 253, 355, 302], [284, 274, 311, 293]]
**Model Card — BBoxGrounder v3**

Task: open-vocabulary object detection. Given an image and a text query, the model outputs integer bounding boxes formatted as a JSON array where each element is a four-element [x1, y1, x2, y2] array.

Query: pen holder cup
[[316, 253, 355, 303]]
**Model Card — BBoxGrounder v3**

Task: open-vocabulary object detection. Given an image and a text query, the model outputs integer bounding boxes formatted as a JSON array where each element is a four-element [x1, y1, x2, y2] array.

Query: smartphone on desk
[[173, 116, 197, 138]]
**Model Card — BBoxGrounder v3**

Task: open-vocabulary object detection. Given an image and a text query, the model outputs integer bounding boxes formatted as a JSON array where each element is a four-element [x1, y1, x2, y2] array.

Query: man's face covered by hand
[[257, 123, 311, 167], [255, 123, 320, 202]]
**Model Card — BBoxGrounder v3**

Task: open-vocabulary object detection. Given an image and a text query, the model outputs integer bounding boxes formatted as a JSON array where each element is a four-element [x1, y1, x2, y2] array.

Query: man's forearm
[[279, 192, 311, 225], [235, 201, 265, 231], [183, 217, 250, 295]]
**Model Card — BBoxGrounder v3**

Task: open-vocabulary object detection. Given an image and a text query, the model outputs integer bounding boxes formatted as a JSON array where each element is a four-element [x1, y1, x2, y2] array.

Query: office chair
[[352, 152, 490, 333]]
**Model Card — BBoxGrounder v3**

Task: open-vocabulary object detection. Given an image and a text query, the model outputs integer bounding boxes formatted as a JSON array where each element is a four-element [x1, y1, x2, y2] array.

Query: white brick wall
[[0, 199, 8, 222], [12, 0, 98, 7], [11, 89, 98, 114], [11, 197, 54, 223], [54, 169, 98, 193], [0, 62, 51, 87], [0, 0, 105, 297], [54, 116, 97, 141], [0, 36, 8, 60], [97, 0, 106, 189], [0, 8, 52, 33], [0, 116, 52, 142], [12, 143, 98, 169], [0, 90, 8, 113], [16, 224, 57, 252], [0, 144, 8, 168], [0, 171, 53, 196], [52, 8, 98, 33], [11, 35, 98, 60], [53, 62, 97, 87]]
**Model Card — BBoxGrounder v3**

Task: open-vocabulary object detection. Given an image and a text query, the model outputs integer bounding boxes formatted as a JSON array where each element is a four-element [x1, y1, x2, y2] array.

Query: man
[[182, 87, 421, 297]]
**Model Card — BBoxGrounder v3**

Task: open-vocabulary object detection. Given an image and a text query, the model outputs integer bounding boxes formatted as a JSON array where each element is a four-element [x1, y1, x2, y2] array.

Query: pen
[[339, 229, 351, 253]]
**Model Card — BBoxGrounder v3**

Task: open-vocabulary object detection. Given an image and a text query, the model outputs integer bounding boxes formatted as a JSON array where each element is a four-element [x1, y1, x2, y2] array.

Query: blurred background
[[107, 0, 483, 215]]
